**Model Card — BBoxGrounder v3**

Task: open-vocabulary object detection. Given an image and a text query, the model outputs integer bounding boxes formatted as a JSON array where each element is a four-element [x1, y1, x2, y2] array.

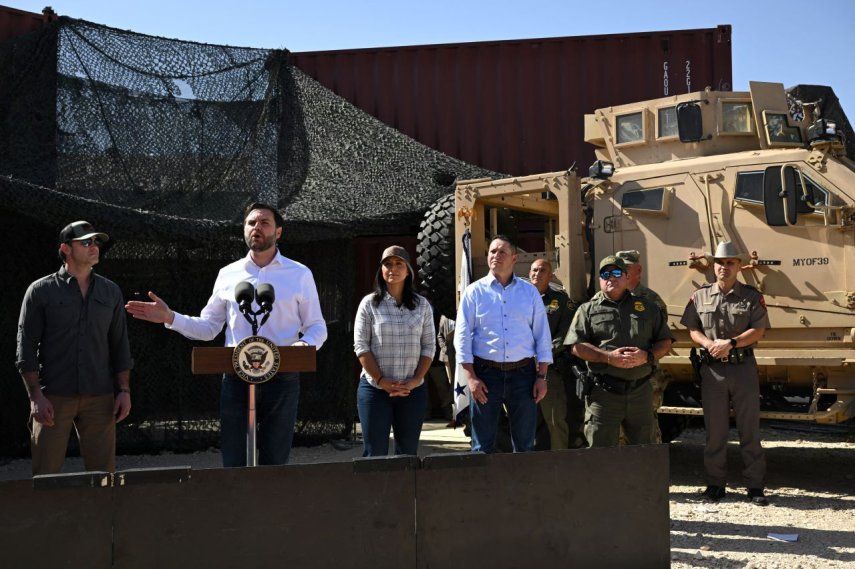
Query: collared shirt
[[564, 291, 673, 381], [167, 250, 327, 348], [631, 283, 667, 319], [16, 266, 133, 396], [353, 292, 435, 386], [542, 288, 575, 358], [454, 273, 553, 365], [680, 281, 770, 342]]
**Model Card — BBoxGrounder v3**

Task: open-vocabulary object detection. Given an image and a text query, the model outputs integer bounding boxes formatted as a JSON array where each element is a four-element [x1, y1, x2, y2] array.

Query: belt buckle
[[719, 356, 729, 363]]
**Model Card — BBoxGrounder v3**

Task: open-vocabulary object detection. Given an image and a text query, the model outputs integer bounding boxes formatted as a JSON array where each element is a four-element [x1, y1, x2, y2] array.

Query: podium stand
[[191, 345, 316, 466]]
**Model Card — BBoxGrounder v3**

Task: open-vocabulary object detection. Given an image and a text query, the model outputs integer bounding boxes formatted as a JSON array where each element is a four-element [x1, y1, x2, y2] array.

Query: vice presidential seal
[[232, 335, 281, 384]]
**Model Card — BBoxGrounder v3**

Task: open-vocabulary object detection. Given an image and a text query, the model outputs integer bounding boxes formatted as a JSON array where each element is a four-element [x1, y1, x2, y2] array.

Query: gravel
[[2, 422, 852, 567]]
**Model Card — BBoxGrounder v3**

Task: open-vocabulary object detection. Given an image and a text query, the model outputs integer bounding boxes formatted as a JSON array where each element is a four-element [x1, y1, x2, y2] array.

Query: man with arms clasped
[[454, 236, 552, 453], [616, 249, 669, 443], [126, 203, 327, 467], [564, 255, 673, 447], [680, 241, 770, 505], [17, 221, 133, 475]]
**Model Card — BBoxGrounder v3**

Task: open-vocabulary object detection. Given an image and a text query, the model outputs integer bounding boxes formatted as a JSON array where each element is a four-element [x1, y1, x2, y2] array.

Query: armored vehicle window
[[658, 107, 678, 138], [765, 112, 802, 144], [616, 112, 644, 144], [721, 102, 753, 133], [795, 175, 829, 212], [735, 171, 764, 203], [621, 188, 665, 212]]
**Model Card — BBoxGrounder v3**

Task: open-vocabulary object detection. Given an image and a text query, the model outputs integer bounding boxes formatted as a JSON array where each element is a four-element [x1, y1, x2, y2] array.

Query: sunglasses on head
[[74, 237, 102, 247], [599, 268, 624, 280]]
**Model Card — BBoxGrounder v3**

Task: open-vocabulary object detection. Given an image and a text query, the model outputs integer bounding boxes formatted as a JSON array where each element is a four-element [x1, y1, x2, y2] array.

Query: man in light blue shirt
[[454, 235, 552, 452]]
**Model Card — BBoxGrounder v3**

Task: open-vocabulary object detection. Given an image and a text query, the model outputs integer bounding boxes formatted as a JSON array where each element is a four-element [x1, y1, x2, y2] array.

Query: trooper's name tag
[[232, 336, 281, 384]]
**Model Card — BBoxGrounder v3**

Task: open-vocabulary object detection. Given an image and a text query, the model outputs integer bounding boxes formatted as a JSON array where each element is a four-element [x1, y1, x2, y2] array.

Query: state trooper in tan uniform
[[564, 255, 673, 447], [617, 250, 669, 443], [680, 242, 770, 505]]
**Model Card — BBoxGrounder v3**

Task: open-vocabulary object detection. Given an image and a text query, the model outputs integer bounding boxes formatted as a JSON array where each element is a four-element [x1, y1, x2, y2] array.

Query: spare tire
[[417, 194, 456, 319]]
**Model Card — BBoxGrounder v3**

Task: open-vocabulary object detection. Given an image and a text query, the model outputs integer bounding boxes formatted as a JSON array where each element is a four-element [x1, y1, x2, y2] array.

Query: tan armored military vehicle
[[418, 81, 854, 439]]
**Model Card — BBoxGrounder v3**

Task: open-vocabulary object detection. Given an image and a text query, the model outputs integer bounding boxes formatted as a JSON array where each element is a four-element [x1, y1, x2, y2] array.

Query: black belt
[[593, 372, 652, 395], [474, 356, 535, 371], [698, 347, 754, 365]]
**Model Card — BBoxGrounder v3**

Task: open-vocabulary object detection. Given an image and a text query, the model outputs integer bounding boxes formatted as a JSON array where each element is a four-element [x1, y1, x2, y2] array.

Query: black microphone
[[255, 283, 275, 313], [235, 281, 255, 314]]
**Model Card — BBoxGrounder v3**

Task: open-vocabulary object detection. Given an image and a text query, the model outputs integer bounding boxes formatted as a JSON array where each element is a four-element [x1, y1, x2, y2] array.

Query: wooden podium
[[191, 345, 316, 466]]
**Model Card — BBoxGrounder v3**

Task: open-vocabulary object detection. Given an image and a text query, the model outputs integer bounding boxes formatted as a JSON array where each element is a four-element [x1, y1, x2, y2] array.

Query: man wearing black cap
[[564, 255, 673, 447], [126, 203, 327, 467], [16, 221, 133, 475]]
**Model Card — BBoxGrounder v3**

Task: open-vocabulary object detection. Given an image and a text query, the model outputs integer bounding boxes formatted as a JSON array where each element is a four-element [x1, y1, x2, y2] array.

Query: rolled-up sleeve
[[420, 302, 436, 359], [454, 288, 476, 364], [353, 296, 373, 357], [16, 283, 42, 374], [531, 291, 553, 364], [167, 274, 229, 341], [297, 268, 327, 348], [563, 305, 590, 347], [108, 289, 133, 373]]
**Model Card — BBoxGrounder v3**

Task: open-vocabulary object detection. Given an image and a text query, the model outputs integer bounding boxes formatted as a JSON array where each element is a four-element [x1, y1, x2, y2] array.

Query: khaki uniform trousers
[[585, 380, 654, 448], [30, 394, 116, 475], [539, 368, 569, 450], [701, 360, 766, 488]]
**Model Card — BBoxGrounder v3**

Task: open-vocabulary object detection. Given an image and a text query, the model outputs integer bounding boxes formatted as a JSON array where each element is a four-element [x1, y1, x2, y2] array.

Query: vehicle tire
[[417, 194, 456, 320]]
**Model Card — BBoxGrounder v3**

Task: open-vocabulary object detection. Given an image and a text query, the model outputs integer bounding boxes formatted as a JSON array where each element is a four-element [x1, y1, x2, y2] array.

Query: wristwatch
[[536, 373, 547, 381], [646, 350, 655, 365], [729, 338, 738, 348]]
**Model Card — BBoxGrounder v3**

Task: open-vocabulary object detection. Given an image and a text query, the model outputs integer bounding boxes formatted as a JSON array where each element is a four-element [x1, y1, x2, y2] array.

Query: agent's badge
[[633, 301, 646, 312]]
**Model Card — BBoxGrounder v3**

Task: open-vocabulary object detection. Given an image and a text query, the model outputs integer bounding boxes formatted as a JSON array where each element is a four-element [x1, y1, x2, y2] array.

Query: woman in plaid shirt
[[354, 246, 436, 456]]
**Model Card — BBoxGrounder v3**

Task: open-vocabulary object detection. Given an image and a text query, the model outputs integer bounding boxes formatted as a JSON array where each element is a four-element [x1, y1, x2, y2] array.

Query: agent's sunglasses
[[599, 268, 624, 280], [74, 237, 103, 247]]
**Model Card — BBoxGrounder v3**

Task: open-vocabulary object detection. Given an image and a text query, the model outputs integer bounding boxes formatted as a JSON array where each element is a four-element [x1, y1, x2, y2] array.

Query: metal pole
[[247, 383, 257, 466]]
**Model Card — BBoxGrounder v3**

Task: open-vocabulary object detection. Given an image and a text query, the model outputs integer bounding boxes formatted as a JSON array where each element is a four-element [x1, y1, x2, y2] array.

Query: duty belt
[[592, 372, 652, 395], [474, 356, 535, 371], [697, 347, 754, 365]]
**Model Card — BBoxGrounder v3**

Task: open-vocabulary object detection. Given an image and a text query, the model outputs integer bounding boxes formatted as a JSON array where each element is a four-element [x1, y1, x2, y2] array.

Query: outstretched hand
[[125, 291, 174, 325]]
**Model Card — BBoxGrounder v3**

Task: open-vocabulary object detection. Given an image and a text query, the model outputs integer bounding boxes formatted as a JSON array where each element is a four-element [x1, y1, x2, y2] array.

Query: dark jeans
[[357, 377, 427, 456], [470, 360, 537, 453], [220, 373, 300, 467]]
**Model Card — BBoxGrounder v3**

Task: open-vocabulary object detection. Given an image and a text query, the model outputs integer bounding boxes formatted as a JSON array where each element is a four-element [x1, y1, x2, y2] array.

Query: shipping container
[[292, 26, 732, 175], [0, 4, 55, 44]]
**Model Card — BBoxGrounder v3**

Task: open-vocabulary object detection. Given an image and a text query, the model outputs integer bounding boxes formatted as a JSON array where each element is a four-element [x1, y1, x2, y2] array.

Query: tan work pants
[[701, 361, 766, 488], [30, 394, 116, 475], [540, 368, 569, 450]]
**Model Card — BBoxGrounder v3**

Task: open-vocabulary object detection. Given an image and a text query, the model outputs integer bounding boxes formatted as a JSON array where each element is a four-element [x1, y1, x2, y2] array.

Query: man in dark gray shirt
[[16, 221, 133, 475]]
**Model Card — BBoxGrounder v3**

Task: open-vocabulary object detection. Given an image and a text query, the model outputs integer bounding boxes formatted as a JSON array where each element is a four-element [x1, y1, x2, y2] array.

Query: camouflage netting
[[0, 18, 497, 457]]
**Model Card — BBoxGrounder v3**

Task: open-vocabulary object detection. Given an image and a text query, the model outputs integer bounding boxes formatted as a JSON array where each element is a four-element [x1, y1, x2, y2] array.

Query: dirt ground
[[2, 421, 852, 568]]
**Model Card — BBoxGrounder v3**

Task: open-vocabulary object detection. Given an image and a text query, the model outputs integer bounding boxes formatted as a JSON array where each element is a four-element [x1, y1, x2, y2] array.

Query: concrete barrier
[[0, 447, 669, 568], [416, 445, 670, 568]]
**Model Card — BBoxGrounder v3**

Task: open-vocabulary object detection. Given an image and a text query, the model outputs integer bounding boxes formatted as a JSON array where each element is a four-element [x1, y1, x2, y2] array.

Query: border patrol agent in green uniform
[[680, 241, 770, 505], [564, 255, 674, 447], [616, 250, 669, 443], [529, 259, 579, 449]]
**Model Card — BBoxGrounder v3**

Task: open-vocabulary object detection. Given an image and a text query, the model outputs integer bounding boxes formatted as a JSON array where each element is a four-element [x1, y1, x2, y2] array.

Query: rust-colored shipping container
[[0, 4, 55, 44], [292, 26, 732, 175]]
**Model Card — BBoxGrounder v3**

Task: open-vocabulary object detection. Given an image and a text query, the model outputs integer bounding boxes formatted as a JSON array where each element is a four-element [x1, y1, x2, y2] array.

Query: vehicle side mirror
[[677, 102, 703, 142], [763, 165, 799, 226]]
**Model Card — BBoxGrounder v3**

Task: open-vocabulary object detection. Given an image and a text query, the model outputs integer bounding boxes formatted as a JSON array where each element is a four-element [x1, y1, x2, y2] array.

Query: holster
[[571, 364, 594, 400]]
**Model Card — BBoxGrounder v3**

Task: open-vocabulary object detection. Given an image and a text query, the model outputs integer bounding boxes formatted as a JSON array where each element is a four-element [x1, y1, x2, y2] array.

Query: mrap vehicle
[[417, 81, 854, 440]]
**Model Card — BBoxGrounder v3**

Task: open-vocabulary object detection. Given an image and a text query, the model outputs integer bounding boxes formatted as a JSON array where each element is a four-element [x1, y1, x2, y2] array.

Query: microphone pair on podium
[[235, 281, 275, 333]]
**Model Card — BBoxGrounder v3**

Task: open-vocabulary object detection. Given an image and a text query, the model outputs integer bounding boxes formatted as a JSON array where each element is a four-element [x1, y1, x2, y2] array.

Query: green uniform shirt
[[631, 284, 667, 319], [564, 291, 673, 380], [541, 287, 575, 359]]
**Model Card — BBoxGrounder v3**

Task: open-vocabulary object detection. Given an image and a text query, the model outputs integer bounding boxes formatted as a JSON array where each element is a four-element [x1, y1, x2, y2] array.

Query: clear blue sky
[[8, 0, 855, 113]]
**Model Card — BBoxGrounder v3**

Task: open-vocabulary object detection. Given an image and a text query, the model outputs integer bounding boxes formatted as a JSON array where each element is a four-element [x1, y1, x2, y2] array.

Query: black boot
[[747, 488, 769, 506], [701, 485, 726, 503]]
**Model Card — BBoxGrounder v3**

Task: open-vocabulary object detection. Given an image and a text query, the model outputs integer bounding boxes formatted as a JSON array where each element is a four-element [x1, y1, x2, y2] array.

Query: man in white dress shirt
[[126, 203, 327, 466]]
